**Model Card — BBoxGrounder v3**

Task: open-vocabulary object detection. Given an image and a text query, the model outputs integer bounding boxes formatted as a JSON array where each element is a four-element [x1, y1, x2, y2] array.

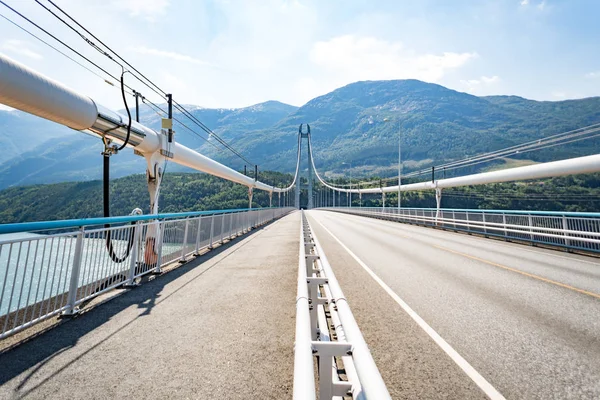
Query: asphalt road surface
[[307, 210, 600, 400]]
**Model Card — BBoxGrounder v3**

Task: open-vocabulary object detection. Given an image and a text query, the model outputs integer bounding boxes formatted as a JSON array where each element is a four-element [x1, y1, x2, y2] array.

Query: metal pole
[[348, 161, 352, 208], [398, 135, 401, 209], [134, 91, 140, 123], [167, 94, 173, 143]]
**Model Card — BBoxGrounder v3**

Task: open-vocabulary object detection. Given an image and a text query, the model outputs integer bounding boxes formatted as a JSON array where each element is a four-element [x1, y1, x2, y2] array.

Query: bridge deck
[[0, 212, 299, 400], [307, 210, 600, 399]]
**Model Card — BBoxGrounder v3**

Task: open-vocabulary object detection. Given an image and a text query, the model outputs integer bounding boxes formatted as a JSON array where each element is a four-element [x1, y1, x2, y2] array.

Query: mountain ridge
[[0, 79, 599, 189]]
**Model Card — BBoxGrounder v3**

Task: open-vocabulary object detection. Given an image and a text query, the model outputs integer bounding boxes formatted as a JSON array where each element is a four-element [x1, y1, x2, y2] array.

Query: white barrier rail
[[0, 207, 294, 340], [320, 207, 600, 253], [294, 211, 391, 400]]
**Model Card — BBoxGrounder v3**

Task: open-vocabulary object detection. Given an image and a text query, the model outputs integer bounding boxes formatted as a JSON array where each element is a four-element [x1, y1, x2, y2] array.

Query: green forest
[[0, 171, 295, 224], [0, 170, 599, 224]]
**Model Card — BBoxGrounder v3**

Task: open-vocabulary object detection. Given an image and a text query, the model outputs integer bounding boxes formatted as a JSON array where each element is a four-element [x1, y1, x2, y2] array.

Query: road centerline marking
[[311, 215, 506, 400], [433, 244, 600, 300]]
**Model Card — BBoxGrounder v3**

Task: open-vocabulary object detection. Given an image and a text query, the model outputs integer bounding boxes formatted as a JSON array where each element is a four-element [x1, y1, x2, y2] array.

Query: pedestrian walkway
[[0, 212, 300, 400]]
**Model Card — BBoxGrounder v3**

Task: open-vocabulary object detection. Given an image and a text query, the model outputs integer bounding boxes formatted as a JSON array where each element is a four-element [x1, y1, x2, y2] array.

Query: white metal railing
[[295, 211, 391, 400], [0, 207, 294, 340], [320, 207, 600, 253]]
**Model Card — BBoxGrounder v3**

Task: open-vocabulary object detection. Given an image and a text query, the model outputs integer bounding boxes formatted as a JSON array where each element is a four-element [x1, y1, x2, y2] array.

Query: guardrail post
[[63, 227, 85, 316], [502, 213, 508, 239], [208, 215, 215, 249], [229, 213, 234, 239], [180, 218, 190, 262]]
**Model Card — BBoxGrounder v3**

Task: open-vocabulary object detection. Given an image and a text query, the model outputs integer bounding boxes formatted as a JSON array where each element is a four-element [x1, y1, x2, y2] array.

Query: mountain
[[1, 80, 600, 189], [215, 80, 600, 176], [0, 100, 298, 189], [0, 109, 73, 163]]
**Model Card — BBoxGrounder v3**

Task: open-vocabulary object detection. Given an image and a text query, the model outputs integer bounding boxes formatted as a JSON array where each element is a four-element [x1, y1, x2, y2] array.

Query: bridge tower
[[295, 124, 314, 209]]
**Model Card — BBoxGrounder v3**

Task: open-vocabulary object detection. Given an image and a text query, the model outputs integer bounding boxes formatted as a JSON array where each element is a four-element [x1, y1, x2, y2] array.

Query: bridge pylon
[[295, 124, 314, 209]]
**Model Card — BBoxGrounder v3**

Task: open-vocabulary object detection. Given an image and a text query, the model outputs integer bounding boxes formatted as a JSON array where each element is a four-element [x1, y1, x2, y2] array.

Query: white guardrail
[[320, 207, 600, 253], [0, 207, 294, 340], [295, 211, 391, 400]]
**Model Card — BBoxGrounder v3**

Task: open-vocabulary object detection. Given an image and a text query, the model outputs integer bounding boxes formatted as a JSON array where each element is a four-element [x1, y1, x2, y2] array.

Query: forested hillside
[[0, 171, 294, 224], [1, 171, 599, 224]]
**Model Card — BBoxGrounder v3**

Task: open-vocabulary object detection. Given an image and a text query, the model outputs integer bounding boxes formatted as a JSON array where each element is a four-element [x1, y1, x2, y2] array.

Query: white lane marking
[[311, 215, 507, 400], [329, 211, 600, 267]]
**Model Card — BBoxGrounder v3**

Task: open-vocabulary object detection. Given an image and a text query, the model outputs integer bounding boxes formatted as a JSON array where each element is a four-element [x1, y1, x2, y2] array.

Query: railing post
[[528, 214, 534, 244], [208, 214, 215, 249], [194, 217, 203, 255], [125, 221, 141, 285], [502, 213, 508, 239], [435, 188, 442, 224], [482, 213, 487, 236], [180, 218, 190, 262], [562, 215, 571, 249], [220, 214, 226, 244], [229, 212, 234, 239], [155, 220, 164, 273], [63, 227, 85, 316]]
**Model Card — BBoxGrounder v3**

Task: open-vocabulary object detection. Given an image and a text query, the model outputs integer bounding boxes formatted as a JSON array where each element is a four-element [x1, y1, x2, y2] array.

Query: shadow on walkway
[[0, 221, 275, 389]]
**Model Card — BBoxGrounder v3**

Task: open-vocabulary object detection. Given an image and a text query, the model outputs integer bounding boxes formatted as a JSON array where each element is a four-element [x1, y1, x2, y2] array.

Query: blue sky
[[0, 0, 599, 110]]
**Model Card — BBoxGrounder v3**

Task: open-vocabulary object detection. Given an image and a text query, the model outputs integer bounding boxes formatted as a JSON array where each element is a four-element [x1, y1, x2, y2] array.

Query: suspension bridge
[[0, 40, 600, 400]]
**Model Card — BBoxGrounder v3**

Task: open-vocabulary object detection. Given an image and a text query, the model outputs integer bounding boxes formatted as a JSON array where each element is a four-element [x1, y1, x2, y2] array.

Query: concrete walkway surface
[[0, 212, 300, 400]]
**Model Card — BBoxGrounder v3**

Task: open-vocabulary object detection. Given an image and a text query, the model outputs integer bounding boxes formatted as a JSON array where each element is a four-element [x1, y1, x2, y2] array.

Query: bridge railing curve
[[0, 207, 294, 340], [319, 207, 600, 253]]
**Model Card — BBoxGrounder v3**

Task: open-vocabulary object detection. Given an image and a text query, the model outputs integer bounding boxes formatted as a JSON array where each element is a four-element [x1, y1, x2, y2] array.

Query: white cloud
[[1, 39, 42, 60], [460, 75, 501, 93], [585, 71, 600, 79], [520, 0, 529, 5], [133, 46, 213, 66], [310, 35, 477, 84], [111, 0, 170, 21]]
